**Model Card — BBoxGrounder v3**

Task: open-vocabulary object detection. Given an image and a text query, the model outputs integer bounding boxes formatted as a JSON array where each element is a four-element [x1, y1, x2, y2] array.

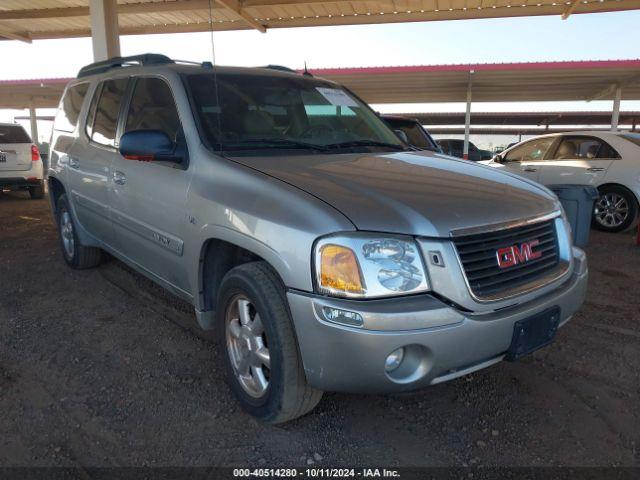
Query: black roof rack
[[261, 65, 298, 74], [77, 54, 174, 78]]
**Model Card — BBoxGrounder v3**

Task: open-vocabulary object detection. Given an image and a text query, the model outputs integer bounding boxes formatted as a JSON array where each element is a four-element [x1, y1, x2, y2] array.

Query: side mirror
[[119, 130, 181, 163], [394, 129, 409, 144]]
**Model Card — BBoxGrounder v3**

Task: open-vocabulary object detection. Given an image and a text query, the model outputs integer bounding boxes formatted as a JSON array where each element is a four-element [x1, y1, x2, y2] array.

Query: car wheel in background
[[216, 261, 322, 423], [56, 194, 101, 269], [592, 185, 639, 233], [28, 181, 45, 200]]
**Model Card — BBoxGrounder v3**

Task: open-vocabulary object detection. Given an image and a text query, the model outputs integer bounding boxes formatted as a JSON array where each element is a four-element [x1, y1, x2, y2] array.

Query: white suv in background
[[0, 123, 44, 199], [490, 131, 640, 232]]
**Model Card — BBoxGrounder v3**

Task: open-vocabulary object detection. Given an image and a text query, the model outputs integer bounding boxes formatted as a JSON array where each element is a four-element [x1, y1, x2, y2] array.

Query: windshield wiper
[[324, 140, 407, 151], [224, 139, 328, 152]]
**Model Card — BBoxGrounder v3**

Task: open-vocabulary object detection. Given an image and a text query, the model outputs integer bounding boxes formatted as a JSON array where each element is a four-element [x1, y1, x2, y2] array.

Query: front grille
[[453, 219, 562, 300]]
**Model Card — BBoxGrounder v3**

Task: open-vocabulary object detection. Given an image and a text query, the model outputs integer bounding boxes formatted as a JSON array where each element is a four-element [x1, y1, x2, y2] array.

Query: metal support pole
[[611, 86, 622, 132], [463, 71, 474, 160], [89, 0, 121, 61], [29, 100, 38, 145]]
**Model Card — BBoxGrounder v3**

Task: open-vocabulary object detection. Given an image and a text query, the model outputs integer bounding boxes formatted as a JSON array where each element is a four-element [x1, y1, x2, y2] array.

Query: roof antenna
[[207, 0, 222, 152], [303, 61, 313, 77]]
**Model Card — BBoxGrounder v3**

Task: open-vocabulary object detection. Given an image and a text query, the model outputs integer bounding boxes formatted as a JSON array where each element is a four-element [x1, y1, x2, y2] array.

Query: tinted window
[[186, 73, 403, 154], [91, 78, 128, 147], [125, 78, 181, 142], [385, 118, 439, 151], [552, 136, 619, 160], [504, 137, 555, 162], [54, 83, 89, 133], [85, 83, 102, 139], [0, 124, 31, 143]]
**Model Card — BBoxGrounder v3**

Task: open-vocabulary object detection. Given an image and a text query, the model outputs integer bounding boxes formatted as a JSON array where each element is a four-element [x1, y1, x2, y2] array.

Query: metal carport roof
[[401, 111, 640, 126], [3, 59, 640, 109], [1, 0, 639, 41], [310, 60, 640, 103]]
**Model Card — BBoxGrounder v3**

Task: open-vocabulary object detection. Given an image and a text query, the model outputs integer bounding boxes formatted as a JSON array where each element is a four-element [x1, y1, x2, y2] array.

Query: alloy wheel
[[60, 210, 75, 258], [594, 193, 629, 228], [225, 295, 271, 398]]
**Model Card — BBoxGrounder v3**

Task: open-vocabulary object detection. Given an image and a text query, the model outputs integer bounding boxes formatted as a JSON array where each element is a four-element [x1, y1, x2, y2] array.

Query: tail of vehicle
[[0, 124, 36, 172]]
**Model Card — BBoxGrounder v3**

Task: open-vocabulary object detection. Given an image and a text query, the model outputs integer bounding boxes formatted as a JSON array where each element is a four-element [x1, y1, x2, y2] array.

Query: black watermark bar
[[0, 468, 638, 480]]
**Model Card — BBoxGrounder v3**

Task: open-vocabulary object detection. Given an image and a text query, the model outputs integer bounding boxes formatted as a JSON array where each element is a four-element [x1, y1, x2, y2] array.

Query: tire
[[592, 185, 639, 233], [215, 261, 322, 423], [29, 181, 45, 200], [56, 194, 101, 269]]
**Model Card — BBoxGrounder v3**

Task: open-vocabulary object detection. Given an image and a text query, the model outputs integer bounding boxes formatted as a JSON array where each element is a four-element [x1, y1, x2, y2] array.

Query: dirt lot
[[0, 191, 638, 468]]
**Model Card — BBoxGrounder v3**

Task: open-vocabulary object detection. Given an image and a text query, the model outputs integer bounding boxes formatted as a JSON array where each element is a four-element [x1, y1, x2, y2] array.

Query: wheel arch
[[596, 182, 640, 206], [196, 236, 289, 329], [47, 175, 66, 216]]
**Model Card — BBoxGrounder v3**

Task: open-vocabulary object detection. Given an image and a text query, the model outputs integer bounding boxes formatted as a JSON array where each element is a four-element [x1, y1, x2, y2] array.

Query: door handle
[[112, 170, 127, 185], [587, 167, 605, 172], [68, 157, 79, 169], [522, 167, 538, 172]]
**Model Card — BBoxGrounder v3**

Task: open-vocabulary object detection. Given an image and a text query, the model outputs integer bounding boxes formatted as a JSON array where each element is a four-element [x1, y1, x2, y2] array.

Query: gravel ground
[[0, 191, 638, 468]]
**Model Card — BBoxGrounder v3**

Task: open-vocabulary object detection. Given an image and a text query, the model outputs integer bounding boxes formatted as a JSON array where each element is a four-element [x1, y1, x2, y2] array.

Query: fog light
[[385, 347, 405, 373], [321, 306, 364, 327]]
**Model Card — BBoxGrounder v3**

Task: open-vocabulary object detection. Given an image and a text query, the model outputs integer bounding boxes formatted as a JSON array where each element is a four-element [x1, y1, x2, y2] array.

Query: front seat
[[556, 141, 577, 159]]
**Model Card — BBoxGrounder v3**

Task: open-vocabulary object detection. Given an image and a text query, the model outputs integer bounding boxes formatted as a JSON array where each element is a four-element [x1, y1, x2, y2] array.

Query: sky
[[0, 10, 637, 148]]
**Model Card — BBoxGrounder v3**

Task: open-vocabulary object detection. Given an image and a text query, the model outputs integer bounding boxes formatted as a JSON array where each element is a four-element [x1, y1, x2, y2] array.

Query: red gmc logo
[[496, 240, 542, 268]]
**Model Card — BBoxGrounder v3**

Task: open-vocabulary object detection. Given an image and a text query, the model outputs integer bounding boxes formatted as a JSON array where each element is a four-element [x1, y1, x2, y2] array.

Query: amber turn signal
[[319, 244, 365, 294]]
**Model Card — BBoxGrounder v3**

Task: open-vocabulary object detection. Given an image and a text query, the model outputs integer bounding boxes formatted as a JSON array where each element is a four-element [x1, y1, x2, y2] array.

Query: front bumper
[[287, 247, 588, 393]]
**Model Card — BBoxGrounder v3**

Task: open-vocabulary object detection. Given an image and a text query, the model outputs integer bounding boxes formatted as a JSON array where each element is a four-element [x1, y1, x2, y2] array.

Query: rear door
[[538, 135, 618, 186], [67, 78, 128, 244], [500, 136, 557, 183], [0, 125, 32, 172]]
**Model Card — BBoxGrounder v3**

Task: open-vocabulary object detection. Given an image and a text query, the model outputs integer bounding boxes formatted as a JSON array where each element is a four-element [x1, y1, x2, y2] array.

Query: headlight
[[314, 234, 429, 298]]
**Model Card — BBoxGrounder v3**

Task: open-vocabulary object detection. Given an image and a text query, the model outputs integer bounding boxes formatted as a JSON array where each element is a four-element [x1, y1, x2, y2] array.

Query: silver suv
[[48, 54, 588, 423]]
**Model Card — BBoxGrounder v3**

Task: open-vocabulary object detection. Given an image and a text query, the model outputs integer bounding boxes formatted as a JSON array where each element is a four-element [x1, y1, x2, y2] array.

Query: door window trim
[[503, 136, 560, 163], [86, 76, 131, 152], [121, 74, 190, 170]]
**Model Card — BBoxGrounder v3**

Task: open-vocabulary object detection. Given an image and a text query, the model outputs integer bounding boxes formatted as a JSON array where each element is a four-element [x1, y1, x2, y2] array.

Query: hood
[[230, 150, 559, 237]]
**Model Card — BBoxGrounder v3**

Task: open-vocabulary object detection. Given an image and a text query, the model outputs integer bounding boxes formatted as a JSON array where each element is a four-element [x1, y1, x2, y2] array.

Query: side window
[[53, 83, 89, 133], [504, 137, 555, 162], [91, 78, 128, 148], [125, 77, 182, 143], [597, 141, 620, 159], [552, 136, 618, 160]]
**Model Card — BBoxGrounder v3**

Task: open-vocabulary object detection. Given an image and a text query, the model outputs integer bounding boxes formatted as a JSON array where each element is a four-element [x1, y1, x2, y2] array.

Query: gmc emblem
[[496, 240, 542, 268]]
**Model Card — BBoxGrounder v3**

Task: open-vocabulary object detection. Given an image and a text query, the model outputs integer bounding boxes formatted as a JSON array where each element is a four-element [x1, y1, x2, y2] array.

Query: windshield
[[185, 72, 406, 155]]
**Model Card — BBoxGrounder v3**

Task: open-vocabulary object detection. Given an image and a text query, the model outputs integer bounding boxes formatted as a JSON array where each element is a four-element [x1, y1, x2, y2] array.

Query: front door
[[538, 135, 616, 186], [109, 76, 192, 293], [500, 136, 557, 183]]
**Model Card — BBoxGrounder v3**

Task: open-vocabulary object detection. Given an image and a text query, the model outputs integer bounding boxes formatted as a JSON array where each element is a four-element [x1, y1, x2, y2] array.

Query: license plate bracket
[[505, 306, 560, 361]]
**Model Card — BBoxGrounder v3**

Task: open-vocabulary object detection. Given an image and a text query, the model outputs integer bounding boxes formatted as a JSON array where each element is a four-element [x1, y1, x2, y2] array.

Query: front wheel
[[592, 186, 638, 233], [215, 261, 322, 423]]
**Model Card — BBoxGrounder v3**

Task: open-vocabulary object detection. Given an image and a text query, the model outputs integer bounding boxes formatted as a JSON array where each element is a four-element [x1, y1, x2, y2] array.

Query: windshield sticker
[[315, 87, 359, 107]]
